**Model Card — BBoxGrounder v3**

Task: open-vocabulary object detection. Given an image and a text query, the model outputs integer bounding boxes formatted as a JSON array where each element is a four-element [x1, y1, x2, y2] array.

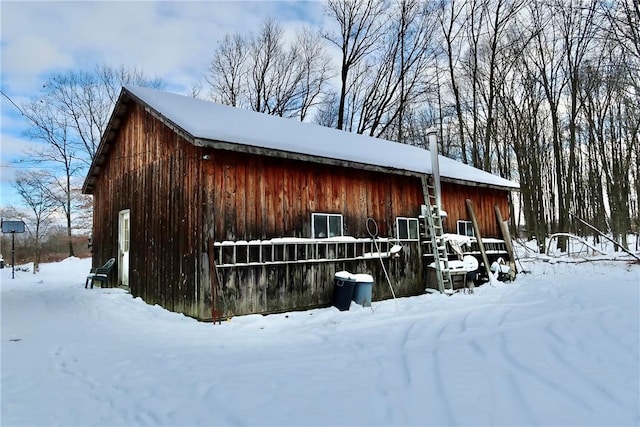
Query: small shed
[[83, 86, 519, 320]]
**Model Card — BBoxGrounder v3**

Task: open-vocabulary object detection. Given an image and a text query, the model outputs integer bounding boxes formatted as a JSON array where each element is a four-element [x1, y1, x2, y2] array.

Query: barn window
[[312, 213, 343, 238], [457, 220, 474, 237], [396, 217, 419, 240]]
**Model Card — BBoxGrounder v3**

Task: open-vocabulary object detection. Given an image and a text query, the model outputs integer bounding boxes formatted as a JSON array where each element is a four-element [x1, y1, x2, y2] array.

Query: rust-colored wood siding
[[90, 100, 512, 319], [440, 182, 510, 237], [199, 149, 427, 241], [199, 149, 510, 241], [91, 103, 205, 317]]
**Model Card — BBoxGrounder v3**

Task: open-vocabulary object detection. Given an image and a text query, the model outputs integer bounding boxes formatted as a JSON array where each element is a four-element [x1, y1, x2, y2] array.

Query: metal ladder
[[421, 175, 454, 294]]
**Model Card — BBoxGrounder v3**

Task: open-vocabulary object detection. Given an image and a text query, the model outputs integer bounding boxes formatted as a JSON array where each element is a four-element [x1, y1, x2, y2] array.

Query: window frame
[[311, 213, 344, 239], [396, 217, 420, 240], [457, 220, 475, 237]]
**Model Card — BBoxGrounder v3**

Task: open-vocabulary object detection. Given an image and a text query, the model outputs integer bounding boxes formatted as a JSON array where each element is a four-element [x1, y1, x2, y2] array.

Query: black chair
[[85, 258, 116, 289]]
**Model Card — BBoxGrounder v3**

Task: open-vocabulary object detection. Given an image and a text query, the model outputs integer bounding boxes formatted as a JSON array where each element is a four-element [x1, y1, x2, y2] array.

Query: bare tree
[[12, 171, 58, 272], [478, 0, 526, 172], [206, 33, 249, 107], [605, 0, 640, 235], [19, 64, 164, 256], [559, 0, 601, 242], [41, 64, 164, 164], [605, 0, 640, 65], [21, 99, 78, 257], [525, 1, 569, 242], [438, 0, 469, 163], [355, 0, 439, 139], [205, 19, 332, 120], [322, 0, 389, 130], [295, 28, 334, 121]]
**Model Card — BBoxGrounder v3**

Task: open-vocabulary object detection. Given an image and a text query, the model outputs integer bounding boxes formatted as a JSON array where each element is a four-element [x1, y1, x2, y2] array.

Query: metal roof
[[83, 85, 520, 193]]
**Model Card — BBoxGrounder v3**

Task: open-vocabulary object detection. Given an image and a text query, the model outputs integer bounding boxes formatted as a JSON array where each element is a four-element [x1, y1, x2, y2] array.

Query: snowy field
[[2, 254, 639, 426]]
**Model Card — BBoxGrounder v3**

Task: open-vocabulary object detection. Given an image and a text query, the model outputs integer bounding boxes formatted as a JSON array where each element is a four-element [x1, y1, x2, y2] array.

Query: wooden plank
[[224, 163, 235, 240], [265, 163, 276, 238], [332, 171, 341, 212], [275, 159, 285, 236], [207, 238, 223, 323], [343, 170, 357, 233], [234, 154, 246, 240], [382, 177, 392, 237], [339, 171, 347, 219], [304, 164, 314, 227], [466, 199, 493, 281], [244, 154, 256, 241], [282, 166, 290, 235], [214, 156, 225, 241], [495, 204, 517, 278]]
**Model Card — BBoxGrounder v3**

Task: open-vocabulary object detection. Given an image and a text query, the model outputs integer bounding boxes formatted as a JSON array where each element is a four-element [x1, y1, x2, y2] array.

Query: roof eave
[[194, 137, 424, 178], [82, 87, 198, 194], [195, 138, 520, 191], [440, 176, 519, 192], [82, 90, 131, 194]]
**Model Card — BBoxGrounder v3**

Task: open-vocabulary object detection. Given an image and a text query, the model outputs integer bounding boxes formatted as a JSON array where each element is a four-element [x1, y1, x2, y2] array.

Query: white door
[[118, 209, 130, 287]]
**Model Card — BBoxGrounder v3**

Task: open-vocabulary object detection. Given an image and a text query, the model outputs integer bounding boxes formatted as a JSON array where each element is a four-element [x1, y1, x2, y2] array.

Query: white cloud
[[0, 132, 40, 159], [0, 0, 338, 208], [2, 1, 331, 93], [2, 34, 75, 91]]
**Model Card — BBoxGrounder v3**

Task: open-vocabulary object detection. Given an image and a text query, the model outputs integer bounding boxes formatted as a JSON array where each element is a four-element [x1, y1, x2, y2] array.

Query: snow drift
[[2, 256, 639, 426]]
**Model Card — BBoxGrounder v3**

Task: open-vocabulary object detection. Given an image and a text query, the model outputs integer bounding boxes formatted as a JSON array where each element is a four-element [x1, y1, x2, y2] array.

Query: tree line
[[198, 0, 639, 250], [6, 65, 163, 270], [8, 0, 639, 265]]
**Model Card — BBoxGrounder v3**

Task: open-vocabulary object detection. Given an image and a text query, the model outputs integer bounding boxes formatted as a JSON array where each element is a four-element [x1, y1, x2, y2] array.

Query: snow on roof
[[124, 85, 519, 190]]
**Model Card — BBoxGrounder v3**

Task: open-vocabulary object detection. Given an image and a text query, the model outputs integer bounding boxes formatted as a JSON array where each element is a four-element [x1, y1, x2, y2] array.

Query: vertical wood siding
[[91, 101, 512, 319], [440, 182, 509, 237], [200, 150, 509, 242], [92, 103, 204, 317], [199, 152, 430, 241], [215, 243, 424, 318]]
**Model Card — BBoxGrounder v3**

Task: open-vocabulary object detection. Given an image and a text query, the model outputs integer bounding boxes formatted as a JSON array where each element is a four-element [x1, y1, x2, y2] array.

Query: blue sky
[[1, 0, 331, 211]]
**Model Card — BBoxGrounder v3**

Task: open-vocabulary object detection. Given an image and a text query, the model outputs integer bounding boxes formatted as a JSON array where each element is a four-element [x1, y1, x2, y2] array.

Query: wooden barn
[[82, 85, 519, 320]]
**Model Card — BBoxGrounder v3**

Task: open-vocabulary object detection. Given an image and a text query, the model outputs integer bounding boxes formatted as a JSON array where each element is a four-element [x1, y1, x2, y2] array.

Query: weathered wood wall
[[199, 148, 426, 241], [91, 99, 513, 319], [213, 243, 424, 318], [198, 148, 510, 242], [440, 182, 510, 237], [91, 102, 204, 317]]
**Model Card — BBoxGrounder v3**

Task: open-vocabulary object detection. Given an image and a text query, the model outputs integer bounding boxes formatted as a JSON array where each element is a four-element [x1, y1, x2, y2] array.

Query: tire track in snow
[[379, 316, 457, 425], [502, 370, 537, 425], [467, 338, 487, 359], [464, 336, 538, 425], [544, 324, 623, 407], [595, 309, 639, 361], [430, 347, 455, 425], [398, 319, 420, 386], [428, 316, 458, 425], [497, 332, 594, 413], [370, 319, 420, 426], [132, 408, 162, 426]]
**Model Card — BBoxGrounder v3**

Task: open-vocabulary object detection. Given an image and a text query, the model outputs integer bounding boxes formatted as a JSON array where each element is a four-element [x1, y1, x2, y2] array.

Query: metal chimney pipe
[[427, 129, 442, 211]]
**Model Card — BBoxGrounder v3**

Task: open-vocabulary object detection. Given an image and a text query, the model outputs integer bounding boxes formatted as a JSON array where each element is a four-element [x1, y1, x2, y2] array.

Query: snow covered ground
[[2, 255, 639, 426]]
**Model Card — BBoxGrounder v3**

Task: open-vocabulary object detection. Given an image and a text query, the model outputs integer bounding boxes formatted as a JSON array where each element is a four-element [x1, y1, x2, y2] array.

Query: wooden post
[[466, 199, 493, 281], [207, 238, 223, 324], [495, 205, 517, 279]]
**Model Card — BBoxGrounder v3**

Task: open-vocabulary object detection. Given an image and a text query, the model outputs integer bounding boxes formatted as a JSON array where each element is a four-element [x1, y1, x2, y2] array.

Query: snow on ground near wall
[[1, 257, 639, 426]]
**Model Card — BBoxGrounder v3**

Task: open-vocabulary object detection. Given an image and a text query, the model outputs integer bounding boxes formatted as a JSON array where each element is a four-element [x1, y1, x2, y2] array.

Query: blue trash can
[[333, 271, 356, 311], [352, 274, 373, 307]]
